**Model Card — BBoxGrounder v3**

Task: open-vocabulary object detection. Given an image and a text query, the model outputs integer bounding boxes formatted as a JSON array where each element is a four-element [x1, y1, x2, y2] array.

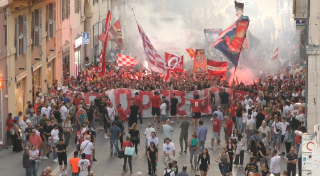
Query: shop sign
[[296, 19, 306, 30], [75, 36, 83, 48], [83, 32, 90, 45]]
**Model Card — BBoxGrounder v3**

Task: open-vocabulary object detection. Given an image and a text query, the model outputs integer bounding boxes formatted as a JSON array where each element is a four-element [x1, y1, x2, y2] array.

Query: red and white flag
[[165, 52, 183, 72], [116, 53, 138, 67], [135, 20, 165, 73], [271, 48, 279, 61], [207, 60, 227, 78], [99, 11, 112, 76]]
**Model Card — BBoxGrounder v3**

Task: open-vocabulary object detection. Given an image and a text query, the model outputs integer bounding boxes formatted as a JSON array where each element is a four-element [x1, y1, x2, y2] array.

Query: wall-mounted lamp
[[44, 79, 47, 83], [19, 68, 24, 70], [50, 49, 55, 52], [29, 90, 31, 93], [35, 57, 41, 62], [46, 57, 48, 62]]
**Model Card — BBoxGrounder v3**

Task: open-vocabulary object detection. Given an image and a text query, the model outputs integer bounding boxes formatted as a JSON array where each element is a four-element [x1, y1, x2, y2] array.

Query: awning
[[15, 70, 27, 82], [32, 61, 42, 72], [47, 52, 56, 63]]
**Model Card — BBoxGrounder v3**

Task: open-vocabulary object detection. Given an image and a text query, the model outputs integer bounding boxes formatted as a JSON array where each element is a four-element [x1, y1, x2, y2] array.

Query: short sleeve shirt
[[189, 99, 204, 113], [56, 143, 67, 157]]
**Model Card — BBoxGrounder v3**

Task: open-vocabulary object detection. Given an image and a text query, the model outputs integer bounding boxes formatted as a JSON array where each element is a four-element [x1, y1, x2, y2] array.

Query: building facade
[[0, 0, 8, 144], [1, 0, 111, 143]]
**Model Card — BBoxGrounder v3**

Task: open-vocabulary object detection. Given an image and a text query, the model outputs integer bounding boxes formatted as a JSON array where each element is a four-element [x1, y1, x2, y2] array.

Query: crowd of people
[[3, 49, 307, 176]]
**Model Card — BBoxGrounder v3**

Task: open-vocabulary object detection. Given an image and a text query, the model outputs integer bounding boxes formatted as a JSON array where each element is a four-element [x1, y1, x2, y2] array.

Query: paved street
[[0, 116, 291, 176]]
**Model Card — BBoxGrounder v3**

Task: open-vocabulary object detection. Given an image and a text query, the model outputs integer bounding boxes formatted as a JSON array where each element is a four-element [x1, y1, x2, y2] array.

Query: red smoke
[[227, 68, 255, 85]]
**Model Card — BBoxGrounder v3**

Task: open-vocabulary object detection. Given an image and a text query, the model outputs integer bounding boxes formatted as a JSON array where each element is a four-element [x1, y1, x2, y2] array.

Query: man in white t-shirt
[[41, 103, 52, 119], [163, 137, 175, 165], [60, 102, 68, 121], [246, 100, 254, 112], [160, 100, 167, 126], [144, 123, 156, 150], [51, 124, 60, 162], [80, 135, 95, 167], [107, 103, 115, 122], [280, 117, 289, 155]]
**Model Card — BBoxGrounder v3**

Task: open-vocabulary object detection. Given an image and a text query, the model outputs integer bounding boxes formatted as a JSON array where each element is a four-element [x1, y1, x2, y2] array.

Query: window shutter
[[53, 2, 56, 37], [68, 0, 70, 18], [47, 4, 50, 40], [16, 17, 19, 58], [32, 12, 35, 47], [23, 14, 27, 55], [78, 0, 81, 14], [38, 8, 42, 46], [62, 0, 65, 20]]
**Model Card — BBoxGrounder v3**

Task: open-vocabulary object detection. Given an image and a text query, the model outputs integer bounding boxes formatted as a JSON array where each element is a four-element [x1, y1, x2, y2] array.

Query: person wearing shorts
[[55, 138, 68, 175], [209, 113, 221, 149], [160, 100, 167, 124], [170, 93, 179, 123], [150, 92, 161, 128], [185, 94, 208, 128]]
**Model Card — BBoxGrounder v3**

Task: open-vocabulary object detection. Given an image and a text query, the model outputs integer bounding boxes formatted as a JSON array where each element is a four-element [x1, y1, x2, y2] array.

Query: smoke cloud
[[110, 0, 300, 81]]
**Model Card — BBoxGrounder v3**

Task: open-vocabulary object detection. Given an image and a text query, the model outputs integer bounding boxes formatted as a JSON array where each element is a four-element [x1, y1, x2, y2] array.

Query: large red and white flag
[[99, 20, 123, 50], [99, 11, 112, 76], [135, 20, 165, 73], [116, 53, 138, 67], [165, 52, 183, 72], [271, 48, 279, 61], [207, 60, 227, 78]]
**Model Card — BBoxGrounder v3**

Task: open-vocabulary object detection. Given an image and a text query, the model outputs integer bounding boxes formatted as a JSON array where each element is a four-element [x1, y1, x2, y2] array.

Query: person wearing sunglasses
[[29, 129, 42, 152]]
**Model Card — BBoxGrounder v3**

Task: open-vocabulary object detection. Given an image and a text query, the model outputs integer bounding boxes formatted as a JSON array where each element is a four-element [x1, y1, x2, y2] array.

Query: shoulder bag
[[124, 142, 135, 156]]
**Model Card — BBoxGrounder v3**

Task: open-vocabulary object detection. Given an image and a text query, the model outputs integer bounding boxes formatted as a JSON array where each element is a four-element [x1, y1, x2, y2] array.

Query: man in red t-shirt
[[6, 113, 14, 148], [208, 113, 221, 149], [185, 94, 208, 128], [127, 92, 143, 126], [222, 115, 233, 143], [150, 92, 161, 124], [229, 100, 238, 128]]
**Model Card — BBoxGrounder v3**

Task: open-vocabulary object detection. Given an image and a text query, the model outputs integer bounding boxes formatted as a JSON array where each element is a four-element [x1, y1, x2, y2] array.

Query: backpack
[[164, 169, 172, 176]]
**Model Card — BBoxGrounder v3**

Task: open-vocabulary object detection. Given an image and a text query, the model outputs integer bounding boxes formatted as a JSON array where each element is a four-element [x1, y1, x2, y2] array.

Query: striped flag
[[271, 48, 279, 61], [116, 53, 138, 67]]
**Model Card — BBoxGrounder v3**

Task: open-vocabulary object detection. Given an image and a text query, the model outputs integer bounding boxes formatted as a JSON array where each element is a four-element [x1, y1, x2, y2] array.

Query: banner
[[74, 87, 237, 117], [207, 60, 227, 78], [193, 49, 207, 74], [165, 52, 183, 72], [204, 29, 222, 47]]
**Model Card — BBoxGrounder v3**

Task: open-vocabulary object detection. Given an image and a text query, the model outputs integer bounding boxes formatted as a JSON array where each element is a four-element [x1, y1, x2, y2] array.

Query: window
[[15, 15, 24, 57], [61, 0, 70, 20], [75, 0, 80, 13], [46, 3, 56, 40], [32, 9, 42, 47], [93, 0, 98, 5]]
